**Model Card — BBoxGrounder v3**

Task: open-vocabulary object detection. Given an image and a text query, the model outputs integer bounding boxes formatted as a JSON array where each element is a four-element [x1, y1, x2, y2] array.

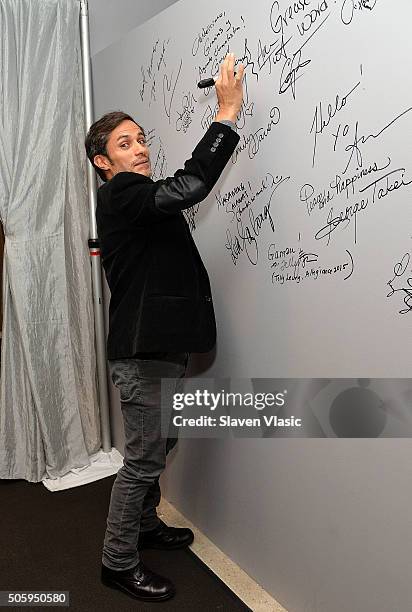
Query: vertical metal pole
[[79, 0, 111, 452]]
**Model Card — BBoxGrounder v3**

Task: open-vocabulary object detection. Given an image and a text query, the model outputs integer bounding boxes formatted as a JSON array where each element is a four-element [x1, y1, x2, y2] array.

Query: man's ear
[[94, 154, 111, 171]]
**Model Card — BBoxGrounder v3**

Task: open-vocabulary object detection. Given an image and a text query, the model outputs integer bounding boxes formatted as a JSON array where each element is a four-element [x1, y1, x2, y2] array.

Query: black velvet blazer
[[96, 121, 240, 359]]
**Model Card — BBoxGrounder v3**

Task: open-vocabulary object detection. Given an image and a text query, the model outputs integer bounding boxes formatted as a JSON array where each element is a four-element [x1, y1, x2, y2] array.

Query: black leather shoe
[[101, 561, 175, 601], [138, 520, 194, 550]]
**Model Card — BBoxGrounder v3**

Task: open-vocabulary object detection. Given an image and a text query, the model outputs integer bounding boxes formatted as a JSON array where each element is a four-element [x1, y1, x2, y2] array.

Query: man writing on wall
[[85, 53, 244, 603]]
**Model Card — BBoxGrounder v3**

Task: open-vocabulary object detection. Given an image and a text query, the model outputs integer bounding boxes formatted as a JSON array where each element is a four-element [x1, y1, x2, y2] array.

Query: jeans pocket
[[109, 360, 134, 403]]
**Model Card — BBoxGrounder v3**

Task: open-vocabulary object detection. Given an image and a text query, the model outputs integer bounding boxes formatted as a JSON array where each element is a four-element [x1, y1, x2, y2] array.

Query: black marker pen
[[197, 78, 215, 89], [197, 73, 237, 89]]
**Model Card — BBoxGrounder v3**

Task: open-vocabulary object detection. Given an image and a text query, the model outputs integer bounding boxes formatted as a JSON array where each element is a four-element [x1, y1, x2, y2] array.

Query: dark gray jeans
[[102, 353, 188, 571]]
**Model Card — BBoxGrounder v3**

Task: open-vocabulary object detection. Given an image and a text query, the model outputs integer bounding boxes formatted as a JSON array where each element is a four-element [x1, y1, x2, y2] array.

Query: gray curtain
[[0, 0, 101, 482]]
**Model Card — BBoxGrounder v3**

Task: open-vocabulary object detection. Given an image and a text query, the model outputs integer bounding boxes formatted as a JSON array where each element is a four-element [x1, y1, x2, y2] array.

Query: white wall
[[88, 3, 412, 612], [88, 0, 178, 56]]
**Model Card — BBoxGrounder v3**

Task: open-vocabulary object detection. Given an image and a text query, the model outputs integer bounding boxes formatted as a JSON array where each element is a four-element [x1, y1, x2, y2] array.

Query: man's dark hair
[[85, 110, 141, 182]]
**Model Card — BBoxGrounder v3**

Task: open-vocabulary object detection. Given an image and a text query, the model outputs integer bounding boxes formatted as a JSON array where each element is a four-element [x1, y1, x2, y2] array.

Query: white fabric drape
[[0, 0, 101, 482]]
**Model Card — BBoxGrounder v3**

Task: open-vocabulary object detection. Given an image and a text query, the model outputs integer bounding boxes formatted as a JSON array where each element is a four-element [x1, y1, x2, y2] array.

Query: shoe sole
[[138, 535, 194, 551], [101, 577, 176, 602]]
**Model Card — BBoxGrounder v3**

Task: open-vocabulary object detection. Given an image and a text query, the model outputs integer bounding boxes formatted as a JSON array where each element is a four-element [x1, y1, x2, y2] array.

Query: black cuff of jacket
[[217, 119, 237, 132]]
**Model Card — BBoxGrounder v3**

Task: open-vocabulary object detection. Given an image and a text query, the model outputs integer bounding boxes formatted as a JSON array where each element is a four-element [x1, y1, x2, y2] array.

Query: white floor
[[158, 498, 287, 612]]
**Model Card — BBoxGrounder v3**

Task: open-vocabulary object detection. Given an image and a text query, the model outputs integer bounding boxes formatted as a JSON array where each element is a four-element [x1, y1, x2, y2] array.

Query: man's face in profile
[[95, 120, 152, 180]]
